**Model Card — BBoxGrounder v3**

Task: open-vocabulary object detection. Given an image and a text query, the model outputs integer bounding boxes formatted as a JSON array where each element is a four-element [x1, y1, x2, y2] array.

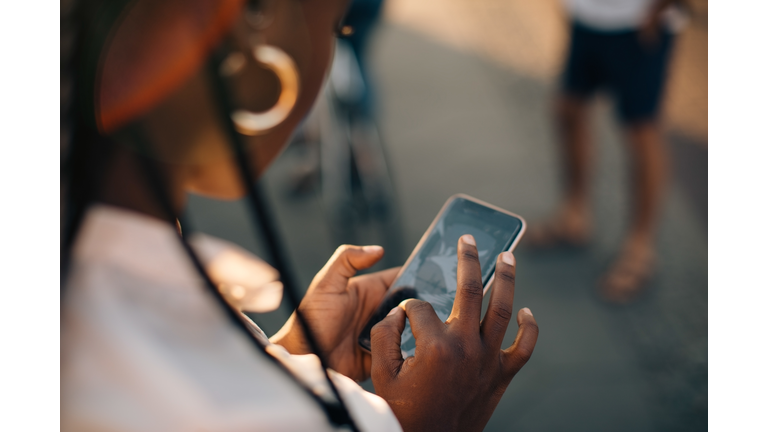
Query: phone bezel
[[357, 193, 527, 352]]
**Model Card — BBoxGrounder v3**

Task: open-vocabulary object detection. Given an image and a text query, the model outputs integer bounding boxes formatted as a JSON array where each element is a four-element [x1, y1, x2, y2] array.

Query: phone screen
[[358, 196, 524, 357]]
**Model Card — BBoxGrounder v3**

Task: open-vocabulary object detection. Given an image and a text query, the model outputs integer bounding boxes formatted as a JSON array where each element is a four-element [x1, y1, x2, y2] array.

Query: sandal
[[524, 211, 592, 249], [599, 245, 656, 305]]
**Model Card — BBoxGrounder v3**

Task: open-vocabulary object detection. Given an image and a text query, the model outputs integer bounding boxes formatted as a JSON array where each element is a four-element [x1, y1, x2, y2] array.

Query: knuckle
[[334, 244, 362, 272], [462, 280, 484, 298], [488, 319, 508, 339], [454, 339, 475, 364], [495, 269, 516, 285], [428, 339, 453, 361], [335, 244, 354, 255], [426, 335, 476, 365], [370, 320, 392, 339], [407, 299, 434, 315], [490, 303, 513, 323], [461, 249, 480, 262]]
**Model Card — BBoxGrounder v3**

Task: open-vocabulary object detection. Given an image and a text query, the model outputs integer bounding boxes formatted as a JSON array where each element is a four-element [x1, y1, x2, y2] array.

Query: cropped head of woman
[[67, 0, 351, 217], [62, 2, 540, 431], [62, 1, 377, 429]]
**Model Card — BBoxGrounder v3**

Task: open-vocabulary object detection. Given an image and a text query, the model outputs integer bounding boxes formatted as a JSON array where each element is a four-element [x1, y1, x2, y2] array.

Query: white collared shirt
[[61, 205, 402, 432], [562, 0, 687, 32]]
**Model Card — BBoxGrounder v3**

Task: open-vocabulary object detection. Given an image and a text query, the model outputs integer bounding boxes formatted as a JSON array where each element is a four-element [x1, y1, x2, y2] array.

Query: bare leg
[[600, 120, 668, 303], [527, 93, 593, 246], [558, 94, 592, 219], [626, 120, 668, 249]]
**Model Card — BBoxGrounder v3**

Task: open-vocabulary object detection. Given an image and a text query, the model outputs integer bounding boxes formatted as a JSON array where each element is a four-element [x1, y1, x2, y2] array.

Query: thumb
[[502, 308, 539, 378], [315, 245, 385, 288], [370, 306, 406, 380]]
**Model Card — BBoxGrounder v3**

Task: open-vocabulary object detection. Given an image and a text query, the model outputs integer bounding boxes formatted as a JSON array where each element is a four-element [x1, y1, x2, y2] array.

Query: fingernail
[[501, 251, 515, 266], [522, 307, 532, 316], [461, 234, 476, 246], [363, 245, 383, 254], [387, 306, 399, 316]]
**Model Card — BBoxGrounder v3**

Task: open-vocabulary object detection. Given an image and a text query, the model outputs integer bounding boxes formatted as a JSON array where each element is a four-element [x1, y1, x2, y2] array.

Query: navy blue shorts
[[561, 21, 675, 123]]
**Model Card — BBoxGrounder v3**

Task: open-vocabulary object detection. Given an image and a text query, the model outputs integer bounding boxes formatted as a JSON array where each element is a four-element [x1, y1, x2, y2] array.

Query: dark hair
[[61, 0, 130, 278]]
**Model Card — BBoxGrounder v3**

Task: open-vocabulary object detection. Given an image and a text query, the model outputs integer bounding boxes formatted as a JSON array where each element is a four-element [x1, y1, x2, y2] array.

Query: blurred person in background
[[60, 0, 539, 431], [527, 0, 686, 304], [285, 0, 392, 228]]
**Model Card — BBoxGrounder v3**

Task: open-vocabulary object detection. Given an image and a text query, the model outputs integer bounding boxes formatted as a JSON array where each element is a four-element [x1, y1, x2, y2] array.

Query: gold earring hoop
[[230, 45, 299, 136]]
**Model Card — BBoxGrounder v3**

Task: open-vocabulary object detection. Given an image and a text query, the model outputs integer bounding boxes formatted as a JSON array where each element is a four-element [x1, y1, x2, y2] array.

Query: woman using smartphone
[[61, 0, 539, 430]]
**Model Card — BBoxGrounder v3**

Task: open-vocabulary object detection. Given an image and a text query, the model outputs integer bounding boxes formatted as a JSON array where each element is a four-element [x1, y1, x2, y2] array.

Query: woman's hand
[[370, 235, 539, 432], [270, 245, 398, 382]]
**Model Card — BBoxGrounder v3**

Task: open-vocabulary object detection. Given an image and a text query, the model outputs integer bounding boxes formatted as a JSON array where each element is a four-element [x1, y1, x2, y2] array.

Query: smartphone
[[357, 194, 526, 357]]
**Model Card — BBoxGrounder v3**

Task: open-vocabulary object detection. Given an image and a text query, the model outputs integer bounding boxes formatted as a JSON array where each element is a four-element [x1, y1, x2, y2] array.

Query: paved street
[[186, 14, 707, 432]]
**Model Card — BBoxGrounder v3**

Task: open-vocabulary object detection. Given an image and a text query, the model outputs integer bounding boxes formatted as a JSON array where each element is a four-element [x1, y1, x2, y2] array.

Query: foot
[[599, 240, 656, 305], [525, 205, 592, 249]]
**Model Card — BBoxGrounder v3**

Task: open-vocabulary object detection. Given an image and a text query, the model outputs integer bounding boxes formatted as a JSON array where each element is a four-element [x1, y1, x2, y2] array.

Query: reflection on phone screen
[[392, 199, 521, 357]]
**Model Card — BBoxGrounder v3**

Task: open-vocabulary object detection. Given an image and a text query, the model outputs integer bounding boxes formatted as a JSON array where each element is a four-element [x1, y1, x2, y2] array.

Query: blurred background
[[186, 0, 707, 430]]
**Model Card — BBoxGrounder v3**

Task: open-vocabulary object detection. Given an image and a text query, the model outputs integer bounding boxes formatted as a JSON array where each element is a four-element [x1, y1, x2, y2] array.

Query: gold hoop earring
[[230, 45, 299, 136]]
